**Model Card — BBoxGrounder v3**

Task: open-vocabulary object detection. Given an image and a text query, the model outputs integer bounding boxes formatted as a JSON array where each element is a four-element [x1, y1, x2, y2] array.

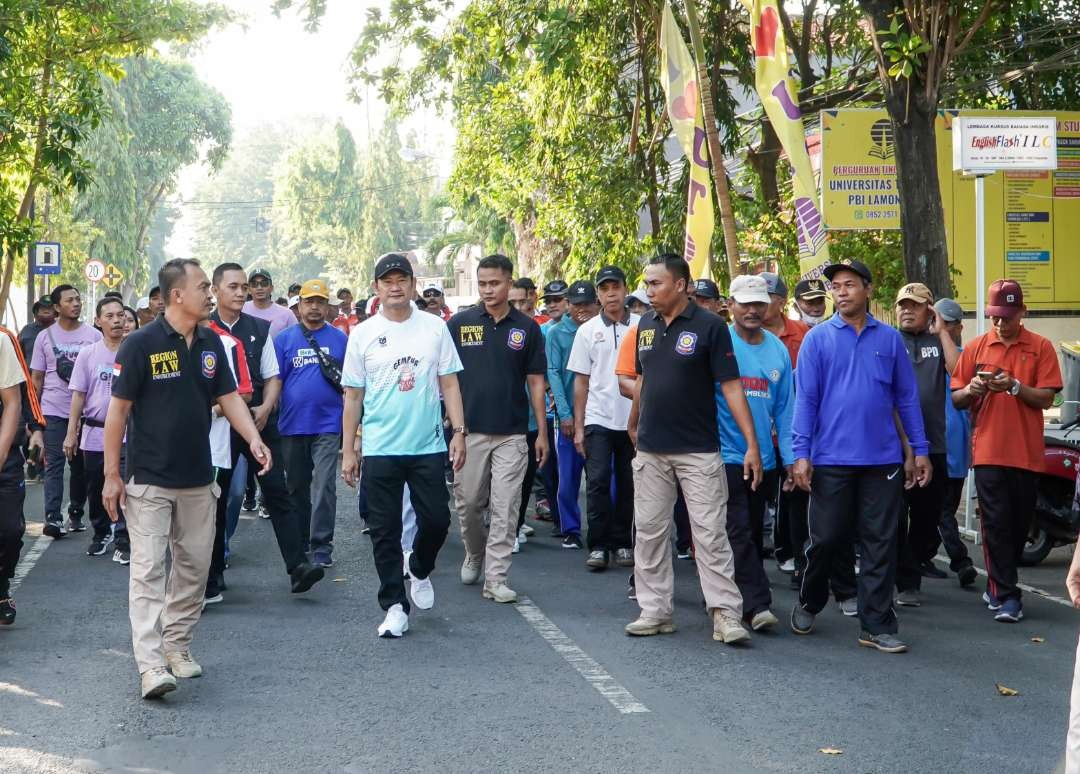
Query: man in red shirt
[[952, 279, 1062, 623], [759, 272, 809, 368]]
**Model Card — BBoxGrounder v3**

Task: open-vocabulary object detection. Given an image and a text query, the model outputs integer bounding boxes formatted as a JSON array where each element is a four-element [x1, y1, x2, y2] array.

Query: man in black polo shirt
[[448, 254, 549, 603], [103, 258, 272, 700], [626, 254, 762, 645], [208, 263, 324, 599]]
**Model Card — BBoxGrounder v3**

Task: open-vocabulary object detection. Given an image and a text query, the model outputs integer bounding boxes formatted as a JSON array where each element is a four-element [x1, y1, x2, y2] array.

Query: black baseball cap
[[794, 278, 827, 300], [374, 253, 414, 279], [514, 277, 537, 290], [823, 259, 872, 284], [567, 281, 597, 304], [596, 265, 626, 286], [32, 295, 53, 313], [248, 268, 272, 283], [759, 272, 789, 298], [692, 278, 720, 299], [542, 280, 569, 299]]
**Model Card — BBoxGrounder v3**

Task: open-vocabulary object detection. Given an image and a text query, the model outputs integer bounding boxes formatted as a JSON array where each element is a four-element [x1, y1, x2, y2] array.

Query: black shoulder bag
[[301, 327, 343, 395], [45, 327, 76, 383]]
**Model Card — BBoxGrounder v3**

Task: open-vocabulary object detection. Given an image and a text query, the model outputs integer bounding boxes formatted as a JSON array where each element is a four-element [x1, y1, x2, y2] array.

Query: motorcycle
[[1020, 414, 1080, 566]]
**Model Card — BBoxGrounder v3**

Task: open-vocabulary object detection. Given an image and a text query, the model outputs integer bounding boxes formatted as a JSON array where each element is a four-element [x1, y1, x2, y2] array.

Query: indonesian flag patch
[[112, 363, 122, 378]]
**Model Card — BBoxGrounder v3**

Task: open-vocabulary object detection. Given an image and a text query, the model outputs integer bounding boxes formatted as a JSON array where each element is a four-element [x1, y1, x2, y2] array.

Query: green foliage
[[189, 118, 440, 293], [0, 0, 230, 308], [876, 15, 930, 80]]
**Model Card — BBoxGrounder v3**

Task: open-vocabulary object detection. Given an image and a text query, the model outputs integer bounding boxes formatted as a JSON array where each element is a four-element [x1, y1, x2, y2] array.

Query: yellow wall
[[820, 109, 1080, 311]]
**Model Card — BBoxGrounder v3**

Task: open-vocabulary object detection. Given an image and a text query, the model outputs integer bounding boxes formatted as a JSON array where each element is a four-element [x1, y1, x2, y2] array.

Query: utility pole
[[25, 198, 35, 326], [682, 0, 741, 280]]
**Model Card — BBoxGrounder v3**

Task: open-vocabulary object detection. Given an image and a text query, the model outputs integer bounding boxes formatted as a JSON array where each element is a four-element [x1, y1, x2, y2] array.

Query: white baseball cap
[[136, 297, 150, 311], [288, 295, 300, 308], [421, 279, 444, 294], [729, 275, 771, 305]]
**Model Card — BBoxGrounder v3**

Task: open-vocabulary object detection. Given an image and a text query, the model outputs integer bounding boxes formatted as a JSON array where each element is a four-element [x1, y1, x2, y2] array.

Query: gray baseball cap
[[758, 271, 789, 298], [934, 298, 963, 322]]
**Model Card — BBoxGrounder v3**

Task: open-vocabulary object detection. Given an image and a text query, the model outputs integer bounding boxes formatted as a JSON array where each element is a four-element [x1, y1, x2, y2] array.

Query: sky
[[168, 0, 452, 254]]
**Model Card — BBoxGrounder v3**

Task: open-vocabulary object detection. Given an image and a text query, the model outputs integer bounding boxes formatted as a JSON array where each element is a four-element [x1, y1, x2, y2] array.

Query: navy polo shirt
[[112, 316, 237, 488], [634, 302, 740, 454], [447, 304, 546, 435]]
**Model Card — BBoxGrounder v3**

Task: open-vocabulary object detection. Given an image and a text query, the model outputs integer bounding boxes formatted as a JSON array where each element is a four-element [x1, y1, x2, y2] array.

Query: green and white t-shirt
[[342, 308, 462, 456]]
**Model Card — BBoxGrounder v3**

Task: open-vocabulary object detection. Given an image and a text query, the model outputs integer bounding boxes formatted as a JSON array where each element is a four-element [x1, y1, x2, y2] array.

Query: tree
[[61, 57, 231, 295], [857, 0, 994, 297], [0, 0, 228, 311]]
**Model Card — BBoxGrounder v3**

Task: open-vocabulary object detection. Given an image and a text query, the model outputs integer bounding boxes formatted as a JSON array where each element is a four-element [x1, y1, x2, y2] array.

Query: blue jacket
[[792, 313, 928, 465], [716, 328, 794, 470], [545, 315, 580, 422]]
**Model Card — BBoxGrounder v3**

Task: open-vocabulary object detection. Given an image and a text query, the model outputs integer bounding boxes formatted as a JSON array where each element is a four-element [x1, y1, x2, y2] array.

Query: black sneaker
[[561, 534, 583, 550], [858, 630, 908, 653], [586, 549, 609, 571], [0, 597, 14, 625], [626, 574, 636, 601], [113, 548, 130, 565], [204, 577, 223, 605], [66, 518, 87, 533], [957, 564, 977, 588], [919, 560, 947, 579], [86, 537, 109, 556], [242, 497, 257, 512], [790, 605, 815, 635], [42, 519, 64, 539], [290, 562, 325, 594]]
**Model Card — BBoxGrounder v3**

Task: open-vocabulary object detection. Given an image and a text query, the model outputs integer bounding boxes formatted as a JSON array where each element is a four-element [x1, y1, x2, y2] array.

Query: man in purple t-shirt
[[242, 268, 295, 338], [64, 297, 129, 563], [30, 284, 102, 538]]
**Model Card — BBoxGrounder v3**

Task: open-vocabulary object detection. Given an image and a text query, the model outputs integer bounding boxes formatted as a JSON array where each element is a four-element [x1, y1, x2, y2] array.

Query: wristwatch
[[453, 425, 469, 436], [1009, 379, 1022, 397]]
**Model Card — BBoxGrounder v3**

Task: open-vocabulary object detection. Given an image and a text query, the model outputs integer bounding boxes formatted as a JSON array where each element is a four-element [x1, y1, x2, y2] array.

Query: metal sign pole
[[962, 172, 990, 543]]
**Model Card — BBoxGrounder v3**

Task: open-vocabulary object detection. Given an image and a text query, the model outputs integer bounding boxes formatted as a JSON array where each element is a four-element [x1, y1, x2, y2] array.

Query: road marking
[[515, 597, 649, 715], [10, 535, 52, 593], [934, 555, 1073, 608]]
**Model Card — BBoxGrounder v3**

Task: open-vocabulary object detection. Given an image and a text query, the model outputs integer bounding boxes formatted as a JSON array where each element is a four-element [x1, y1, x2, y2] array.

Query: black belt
[[83, 418, 105, 429]]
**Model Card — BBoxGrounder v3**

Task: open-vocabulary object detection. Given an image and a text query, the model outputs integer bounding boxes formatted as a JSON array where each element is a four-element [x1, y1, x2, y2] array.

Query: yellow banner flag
[[741, 0, 830, 280], [659, 2, 713, 280]]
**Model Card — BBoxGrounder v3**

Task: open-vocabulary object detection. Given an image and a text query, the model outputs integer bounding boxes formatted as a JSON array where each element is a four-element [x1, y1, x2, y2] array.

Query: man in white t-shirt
[[341, 254, 468, 639], [567, 265, 639, 572]]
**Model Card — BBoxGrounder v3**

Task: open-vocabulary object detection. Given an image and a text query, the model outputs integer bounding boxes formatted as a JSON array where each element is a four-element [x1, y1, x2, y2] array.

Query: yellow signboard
[[820, 109, 1080, 311], [101, 263, 125, 289]]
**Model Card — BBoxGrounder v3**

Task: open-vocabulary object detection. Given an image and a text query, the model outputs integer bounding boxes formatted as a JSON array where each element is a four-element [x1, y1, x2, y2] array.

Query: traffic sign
[[32, 242, 61, 275], [84, 260, 106, 284], [101, 263, 124, 289]]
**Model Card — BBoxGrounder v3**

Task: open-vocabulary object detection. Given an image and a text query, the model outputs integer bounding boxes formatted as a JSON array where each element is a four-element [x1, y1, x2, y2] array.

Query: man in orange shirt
[[952, 279, 1062, 623], [759, 272, 809, 368]]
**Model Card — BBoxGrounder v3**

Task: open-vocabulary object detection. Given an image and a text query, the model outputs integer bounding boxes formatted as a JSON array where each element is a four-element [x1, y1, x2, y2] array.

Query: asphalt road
[[2, 475, 1079, 774]]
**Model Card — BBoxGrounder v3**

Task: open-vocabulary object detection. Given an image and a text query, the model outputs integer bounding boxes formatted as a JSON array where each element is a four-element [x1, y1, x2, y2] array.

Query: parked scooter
[[1021, 415, 1080, 566]]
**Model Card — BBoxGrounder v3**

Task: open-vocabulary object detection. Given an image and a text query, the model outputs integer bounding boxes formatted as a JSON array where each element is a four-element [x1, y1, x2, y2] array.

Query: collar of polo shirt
[[159, 315, 211, 340], [827, 311, 879, 330]]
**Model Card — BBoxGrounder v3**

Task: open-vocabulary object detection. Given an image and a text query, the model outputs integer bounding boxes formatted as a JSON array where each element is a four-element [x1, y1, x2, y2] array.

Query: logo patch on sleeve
[[507, 328, 526, 351], [201, 352, 217, 378], [674, 332, 698, 356]]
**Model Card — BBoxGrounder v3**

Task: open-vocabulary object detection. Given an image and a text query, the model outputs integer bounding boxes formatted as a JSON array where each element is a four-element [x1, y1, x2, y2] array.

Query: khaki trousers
[[632, 451, 742, 620], [126, 481, 219, 673], [1068, 632, 1080, 773], [452, 433, 527, 584]]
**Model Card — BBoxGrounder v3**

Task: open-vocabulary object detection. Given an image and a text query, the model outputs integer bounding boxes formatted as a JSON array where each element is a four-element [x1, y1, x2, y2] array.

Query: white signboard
[[952, 116, 1057, 174], [84, 260, 105, 283]]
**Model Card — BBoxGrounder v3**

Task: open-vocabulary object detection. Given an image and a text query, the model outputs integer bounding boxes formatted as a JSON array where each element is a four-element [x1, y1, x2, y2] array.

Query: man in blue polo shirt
[[275, 279, 348, 568], [717, 275, 794, 632], [790, 259, 930, 654]]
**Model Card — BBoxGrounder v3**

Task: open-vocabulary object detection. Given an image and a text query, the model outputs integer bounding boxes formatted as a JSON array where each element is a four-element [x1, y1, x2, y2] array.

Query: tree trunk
[[882, 81, 952, 298], [747, 118, 782, 213]]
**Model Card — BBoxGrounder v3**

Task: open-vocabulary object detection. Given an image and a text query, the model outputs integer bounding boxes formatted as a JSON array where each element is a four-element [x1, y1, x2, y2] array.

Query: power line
[[169, 175, 441, 211]]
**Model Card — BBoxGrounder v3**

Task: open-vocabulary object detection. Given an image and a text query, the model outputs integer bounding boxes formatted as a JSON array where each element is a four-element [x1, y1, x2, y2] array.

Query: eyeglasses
[[250, 279, 271, 288], [422, 290, 443, 298]]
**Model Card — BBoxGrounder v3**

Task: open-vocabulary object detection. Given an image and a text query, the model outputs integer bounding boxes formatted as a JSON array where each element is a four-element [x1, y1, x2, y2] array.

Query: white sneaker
[[409, 574, 435, 610], [377, 604, 409, 638], [520, 524, 535, 537], [517, 528, 528, 544], [778, 558, 795, 573], [512, 537, 521, 554], [403, 550, 413, 579]]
